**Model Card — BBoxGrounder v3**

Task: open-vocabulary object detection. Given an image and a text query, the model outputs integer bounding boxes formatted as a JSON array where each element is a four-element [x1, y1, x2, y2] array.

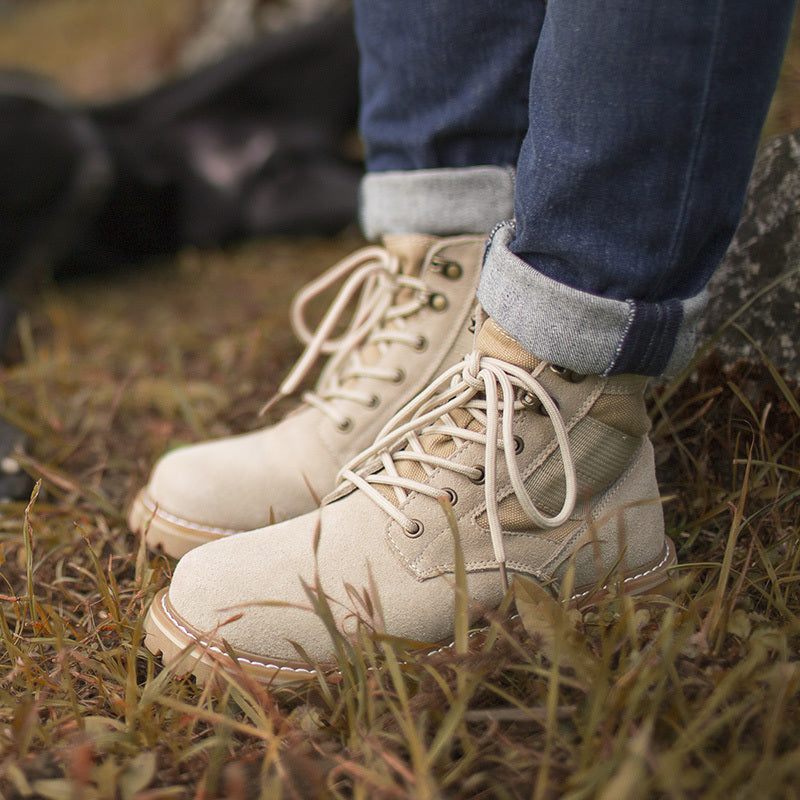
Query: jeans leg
[[354, 0, 545, 172], [354, 0, 543, 238], [479, 0, 797, 376]]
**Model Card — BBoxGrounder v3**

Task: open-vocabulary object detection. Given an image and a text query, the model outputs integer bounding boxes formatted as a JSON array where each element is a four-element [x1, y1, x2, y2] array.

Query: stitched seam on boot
[[536, 439, 660, 578], [141, 493, 239, 536], [158, 593, 317, 676]]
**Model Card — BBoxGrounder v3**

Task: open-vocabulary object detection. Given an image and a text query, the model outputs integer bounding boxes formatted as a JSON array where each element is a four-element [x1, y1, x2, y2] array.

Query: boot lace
[[336, 348, 578, 590], [261, 245, 436, 427]]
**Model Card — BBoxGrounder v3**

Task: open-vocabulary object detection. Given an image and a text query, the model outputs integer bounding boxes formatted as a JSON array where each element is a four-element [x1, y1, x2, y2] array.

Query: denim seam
[[640, 304, 659, 374], [660, 0, 724, 297], [607, 301, 638, 377]]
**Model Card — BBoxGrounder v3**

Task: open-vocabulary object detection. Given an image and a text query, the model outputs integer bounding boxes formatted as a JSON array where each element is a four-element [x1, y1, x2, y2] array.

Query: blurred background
[[0, 0, 797, 129], [0, 0, 347, 98], [0, 0, 360, 301]]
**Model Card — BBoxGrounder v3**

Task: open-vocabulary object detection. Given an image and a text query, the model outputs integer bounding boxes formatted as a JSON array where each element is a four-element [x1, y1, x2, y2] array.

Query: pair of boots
[[132, 234, 675, 683]]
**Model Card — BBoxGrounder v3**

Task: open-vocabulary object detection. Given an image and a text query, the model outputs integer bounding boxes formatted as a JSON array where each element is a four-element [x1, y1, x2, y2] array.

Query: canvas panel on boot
[[144, 316, 676, 683], [128, 234, 485, 557]]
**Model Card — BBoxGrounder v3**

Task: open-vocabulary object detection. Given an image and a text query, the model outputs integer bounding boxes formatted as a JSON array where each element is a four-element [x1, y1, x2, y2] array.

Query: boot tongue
[[347, 234, 439, 375], [475, 317, 539, 372], [382, 233, 438, 276]]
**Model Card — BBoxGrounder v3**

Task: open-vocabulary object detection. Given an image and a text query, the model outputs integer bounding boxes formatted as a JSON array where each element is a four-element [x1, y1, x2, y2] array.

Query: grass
[[1, 245, 798, 800], [1, 1, 800, 797]]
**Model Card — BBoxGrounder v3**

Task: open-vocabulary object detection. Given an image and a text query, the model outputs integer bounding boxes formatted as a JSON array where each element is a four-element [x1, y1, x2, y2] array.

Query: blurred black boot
[[0, 9, 360, 291], [61, 8, 361, 274], [0, 69, 112, 355]]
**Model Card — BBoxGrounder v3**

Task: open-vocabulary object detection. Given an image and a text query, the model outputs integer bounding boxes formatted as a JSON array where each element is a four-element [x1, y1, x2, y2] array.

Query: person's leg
[[479, 0, 797, 378], [356, 0, 543, 172]]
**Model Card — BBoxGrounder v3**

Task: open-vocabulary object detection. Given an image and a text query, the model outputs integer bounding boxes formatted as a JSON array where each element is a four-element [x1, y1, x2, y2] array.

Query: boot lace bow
[[337, 349, 579, 589]]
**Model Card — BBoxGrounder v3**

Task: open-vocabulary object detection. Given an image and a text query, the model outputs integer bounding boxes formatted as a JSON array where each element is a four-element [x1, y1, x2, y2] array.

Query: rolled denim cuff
[[477, 221, 706, 377], [359, 166, 515, 239]]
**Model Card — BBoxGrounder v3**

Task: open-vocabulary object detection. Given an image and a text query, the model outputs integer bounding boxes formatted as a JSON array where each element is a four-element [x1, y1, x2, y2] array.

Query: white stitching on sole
[[569, 543, 675, 602], [157, 592, 316, 677], [141, 492, 238, 537]]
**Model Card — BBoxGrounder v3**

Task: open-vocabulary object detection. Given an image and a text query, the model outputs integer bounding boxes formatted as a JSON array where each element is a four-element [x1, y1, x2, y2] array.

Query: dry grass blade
[[439, 494, 469, 655], [23, 480, 42, 627]]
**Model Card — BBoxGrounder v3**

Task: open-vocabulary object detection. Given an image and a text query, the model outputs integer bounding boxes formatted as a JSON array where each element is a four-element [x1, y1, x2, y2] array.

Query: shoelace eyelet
[[549, 364, 587, 383], [414, 335, 428, 352], [468, 466, 485, 485], [430, 257, 463, 280], [513, 435, 524, 454], [440, 487, 458, 506], [520, 392, 542, 413], [392, 368, 406, 384], [367, 394, 380, 409], [520, 392, 558, 415], [428, 293, 449, 312], [337, 417, 354, 432], [404, 519, 424, 538]]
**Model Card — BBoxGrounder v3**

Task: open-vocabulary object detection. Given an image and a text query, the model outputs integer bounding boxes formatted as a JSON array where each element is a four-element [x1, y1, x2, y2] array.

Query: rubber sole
[[143, 537, 678, 686]]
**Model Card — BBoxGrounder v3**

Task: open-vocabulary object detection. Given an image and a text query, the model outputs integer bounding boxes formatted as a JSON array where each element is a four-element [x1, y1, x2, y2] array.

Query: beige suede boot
[[144, 315, 676, 683], [129, 234, 486, 557]]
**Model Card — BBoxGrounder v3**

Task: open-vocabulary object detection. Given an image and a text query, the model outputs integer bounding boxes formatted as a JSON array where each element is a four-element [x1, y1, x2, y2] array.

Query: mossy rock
[[702, 129, 800, 378]]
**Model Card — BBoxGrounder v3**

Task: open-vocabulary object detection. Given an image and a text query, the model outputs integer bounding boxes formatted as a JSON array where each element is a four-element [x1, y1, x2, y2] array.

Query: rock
[[701, 129, 800, 378]]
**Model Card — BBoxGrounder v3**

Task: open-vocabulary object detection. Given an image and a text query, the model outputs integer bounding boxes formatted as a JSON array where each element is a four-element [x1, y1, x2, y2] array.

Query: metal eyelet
[[549, 364, 587, 383], [513, 436, 524, 455], [520, 392, 542, 413], [430, 257, 463, 280], [440, 487, 458, 506], [414, 335, 428, 352], [367, 394, 380, 409], [392, 368, 406, 384], [468, 466, 485, 485], [337, 417, 353, 432], [428, 293, 449, 312], [520, 392, 556, 415], [404, 519, 424, 538]]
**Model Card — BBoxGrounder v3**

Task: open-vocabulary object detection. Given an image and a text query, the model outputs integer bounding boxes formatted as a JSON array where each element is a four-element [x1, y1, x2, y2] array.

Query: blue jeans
[[354, 0, 796, 376]]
